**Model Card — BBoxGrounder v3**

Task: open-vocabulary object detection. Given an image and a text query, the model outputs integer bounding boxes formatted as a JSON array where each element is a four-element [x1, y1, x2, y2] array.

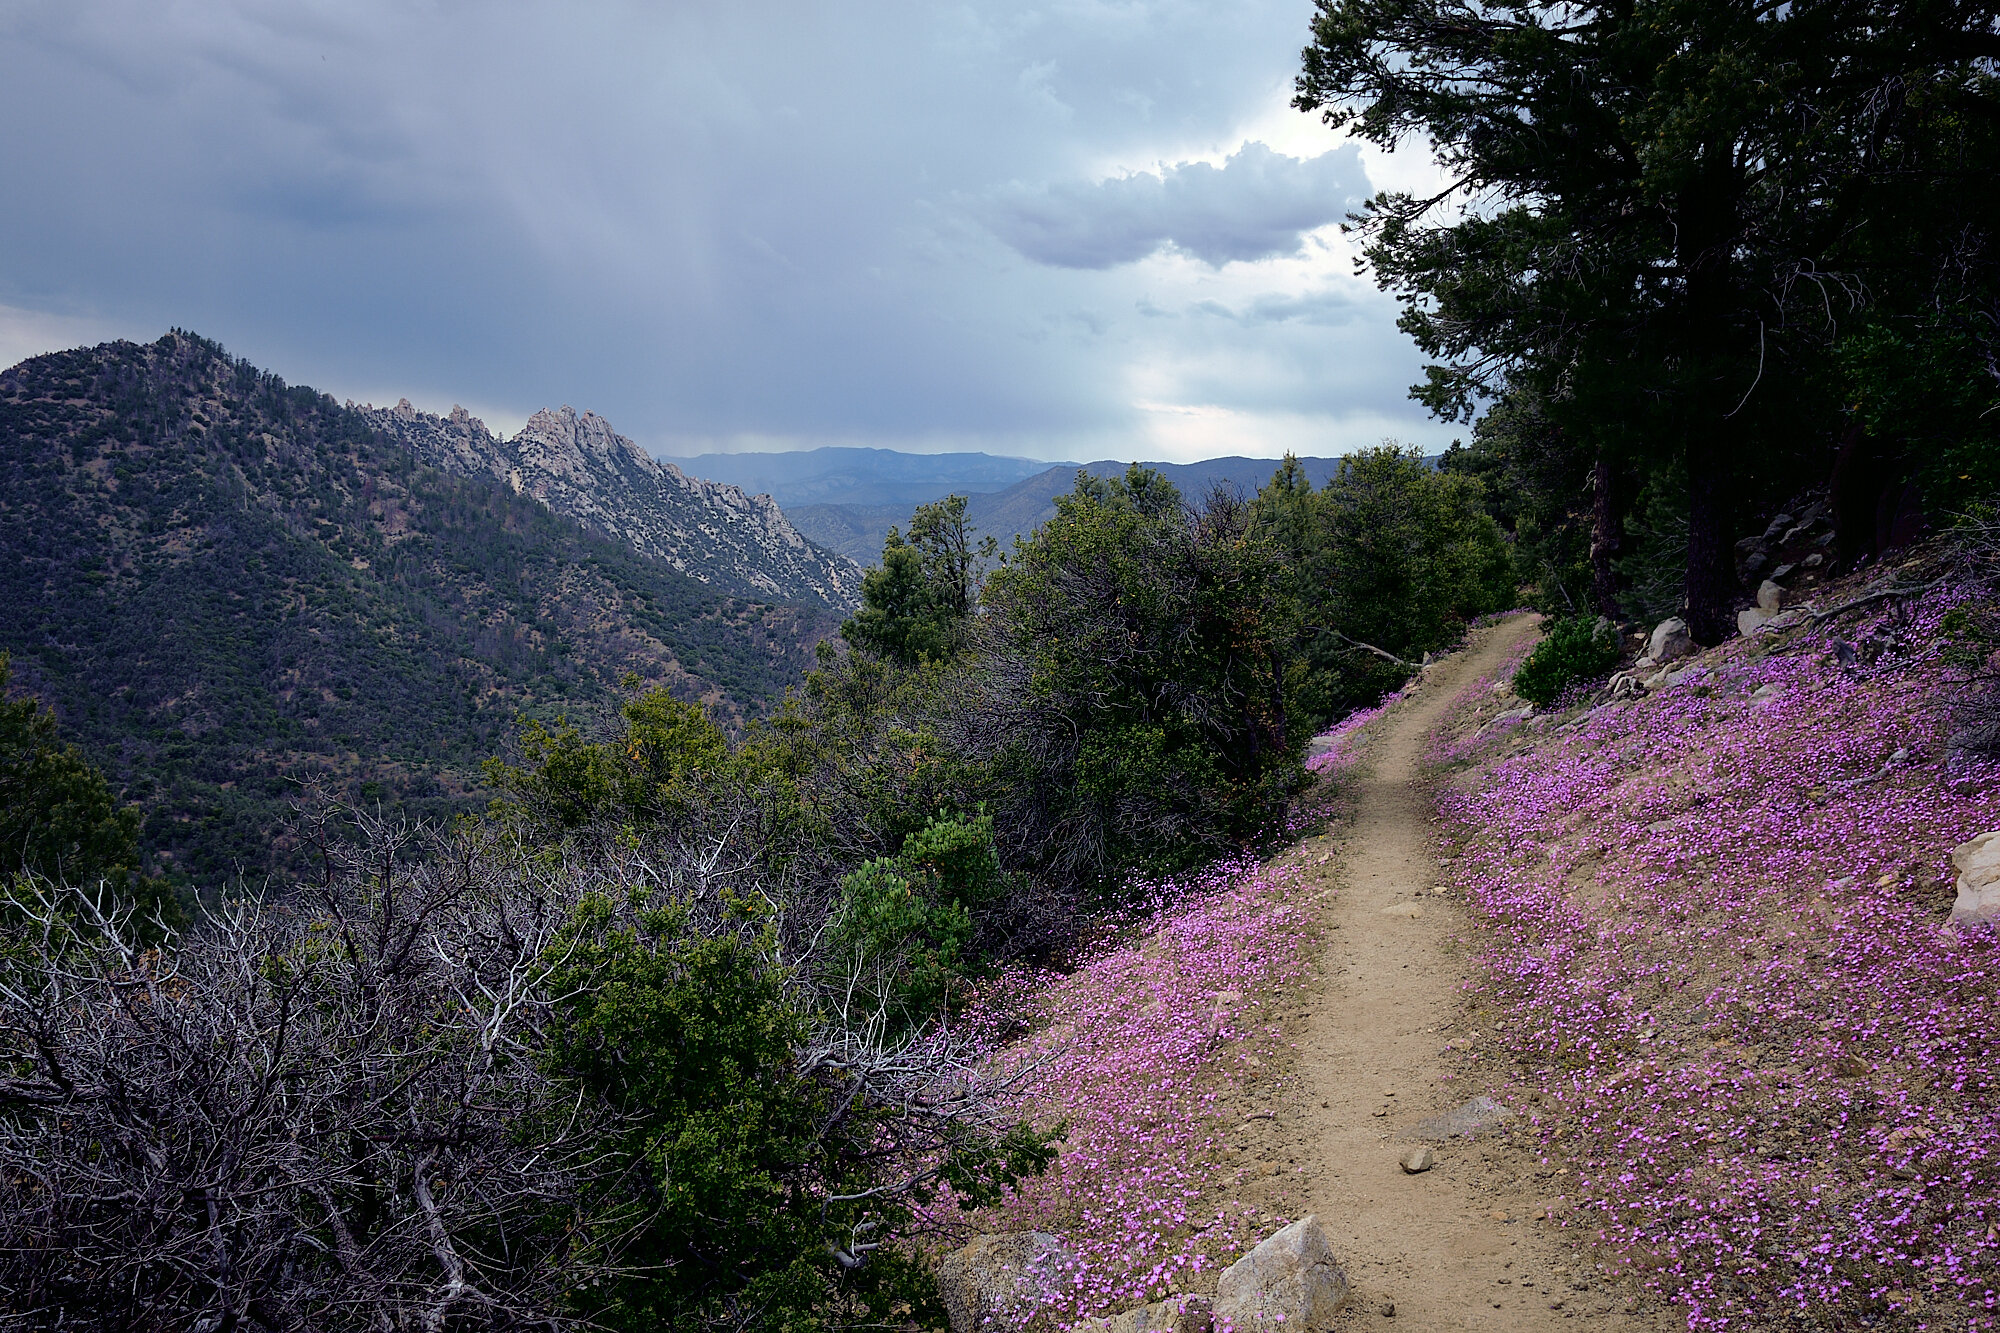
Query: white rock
[[1647, 617, 1696, 664], [1950, 831, 2000, 928], [1608, 672, 1647, 700], [936, 1232, 1072, 1333], [1737, 607, 1774, 637], [1757, 580, 1784, 612], [1214, 1215, 1350, 1332]]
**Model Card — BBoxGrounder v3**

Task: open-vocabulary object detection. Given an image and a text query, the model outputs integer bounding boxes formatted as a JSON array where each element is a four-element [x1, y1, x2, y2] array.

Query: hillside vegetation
[[0, 443, 1514, 1332], [1427, 536, 2000, 1329], [0, 332, 835, 884]]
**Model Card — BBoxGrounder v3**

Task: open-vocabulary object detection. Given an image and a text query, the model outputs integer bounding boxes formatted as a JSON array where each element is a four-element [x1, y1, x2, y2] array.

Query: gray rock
[[364, 401, 861, 609], [1737, 607, 1774, 637], [937, 1232, 1072, 1333], [1400, 1146, 1435, 1174], [1414, 1095, 1515, 1141], [1763, 513, 1795, 540], [1756, 580, 1784, 612], [1951, 831, 2000, 927], [1076, 1294, 1214, 1333], [1214, 1215, 1349, 1332], [1646, 617, 1696, 664]]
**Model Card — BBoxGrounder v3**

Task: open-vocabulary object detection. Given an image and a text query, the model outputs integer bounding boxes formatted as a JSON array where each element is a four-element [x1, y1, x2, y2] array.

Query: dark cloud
[[0, 1, 1449, 460], [984, 142, 1367, 269]]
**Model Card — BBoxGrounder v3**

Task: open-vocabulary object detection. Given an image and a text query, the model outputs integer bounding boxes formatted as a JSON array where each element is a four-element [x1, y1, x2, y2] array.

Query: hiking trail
[[1278, 616, 1663, 1331]]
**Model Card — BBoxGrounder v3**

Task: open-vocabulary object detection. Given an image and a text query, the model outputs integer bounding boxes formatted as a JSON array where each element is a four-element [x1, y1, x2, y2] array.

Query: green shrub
[[1512, 617, 1621, 706], [828, 810, 1004, 1022]]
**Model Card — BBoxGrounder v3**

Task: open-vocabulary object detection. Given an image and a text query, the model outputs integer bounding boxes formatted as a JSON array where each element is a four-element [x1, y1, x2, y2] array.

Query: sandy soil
[[1273, 616, 1666, 1331]]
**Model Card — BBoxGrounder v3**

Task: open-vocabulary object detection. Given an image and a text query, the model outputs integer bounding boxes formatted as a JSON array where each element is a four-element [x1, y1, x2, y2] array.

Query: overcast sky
[[0, 0, 1454, 462]]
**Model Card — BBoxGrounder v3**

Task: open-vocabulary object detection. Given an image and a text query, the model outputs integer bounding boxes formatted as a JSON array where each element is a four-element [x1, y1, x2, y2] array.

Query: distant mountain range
[[667, 446, 1071, 509], [0, 333, 839, 885], [684, 451, 1351, 566]]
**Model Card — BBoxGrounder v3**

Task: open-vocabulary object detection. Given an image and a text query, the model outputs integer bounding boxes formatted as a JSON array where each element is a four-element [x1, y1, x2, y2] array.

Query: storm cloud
[[0, 1, 1451, 462], [986, 142, 1369, 269]]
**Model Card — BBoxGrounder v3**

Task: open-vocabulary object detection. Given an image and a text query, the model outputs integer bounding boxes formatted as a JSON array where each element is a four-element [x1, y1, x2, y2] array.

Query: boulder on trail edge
[[1647, 617, 1697, 664], [1951, 831, 2000, 927], [1076, 1294, 1214, 1333], [936, 1231, 1072, 1333], [1212, 1214, 1349, 1332], [1413, 1095, 1516, 1141]]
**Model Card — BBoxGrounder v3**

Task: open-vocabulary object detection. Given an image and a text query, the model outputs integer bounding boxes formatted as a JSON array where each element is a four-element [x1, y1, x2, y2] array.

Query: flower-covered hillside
[[1434, 570, 2000, 1331], [930, 788, 1372, 1326]]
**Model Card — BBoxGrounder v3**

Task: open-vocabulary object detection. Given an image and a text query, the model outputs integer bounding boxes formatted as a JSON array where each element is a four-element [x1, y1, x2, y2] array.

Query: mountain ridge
[[663, 445, 1075, 509], [365, 400, 860, 608], [0, 332, 835, 885]]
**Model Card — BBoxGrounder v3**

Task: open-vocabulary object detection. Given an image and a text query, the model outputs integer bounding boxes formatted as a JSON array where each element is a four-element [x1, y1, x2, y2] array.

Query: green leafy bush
[[1251, 447, 1516, 725], [977, 467, 1306, 884], [1512, 617, 1621, 706], [828, 810, 1004, 1022]]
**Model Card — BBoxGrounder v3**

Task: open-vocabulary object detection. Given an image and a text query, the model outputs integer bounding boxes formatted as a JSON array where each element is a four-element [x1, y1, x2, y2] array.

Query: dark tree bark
[[1678, 164, 1748, 646], [1828, 423, 1881, 565], [1684, 430, 1736, 643], [1589, 452, 1622, 619]]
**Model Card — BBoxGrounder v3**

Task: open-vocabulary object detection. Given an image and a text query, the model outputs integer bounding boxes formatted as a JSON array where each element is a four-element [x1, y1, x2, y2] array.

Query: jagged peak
[[366, 393, 859, 608]]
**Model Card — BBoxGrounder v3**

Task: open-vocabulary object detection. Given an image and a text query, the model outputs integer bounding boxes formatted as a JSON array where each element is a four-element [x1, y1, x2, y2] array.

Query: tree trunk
[[1683, 430, 1735, 644], [1675, 159, 1746, 646], [1588, 452, 1622, 618]]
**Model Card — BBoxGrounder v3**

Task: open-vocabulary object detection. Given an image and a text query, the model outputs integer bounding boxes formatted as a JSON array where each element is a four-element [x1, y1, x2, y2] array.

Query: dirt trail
[[1285, 617, 1655, 1331]]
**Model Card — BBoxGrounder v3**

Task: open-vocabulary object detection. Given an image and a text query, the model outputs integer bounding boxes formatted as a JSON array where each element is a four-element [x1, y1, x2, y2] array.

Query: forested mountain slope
[[0, 332, 835, 884], [365, 399, 860, 608]]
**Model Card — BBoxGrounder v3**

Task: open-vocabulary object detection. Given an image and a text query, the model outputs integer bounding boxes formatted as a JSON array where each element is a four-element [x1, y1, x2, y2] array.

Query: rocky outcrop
[[1734, 501, 1839, 593], [1213, 1215, 1348, 1332], [364, 400, 860, 609], [936, 1232, 1072, 1333], [1951, 831, 2000, 927]]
